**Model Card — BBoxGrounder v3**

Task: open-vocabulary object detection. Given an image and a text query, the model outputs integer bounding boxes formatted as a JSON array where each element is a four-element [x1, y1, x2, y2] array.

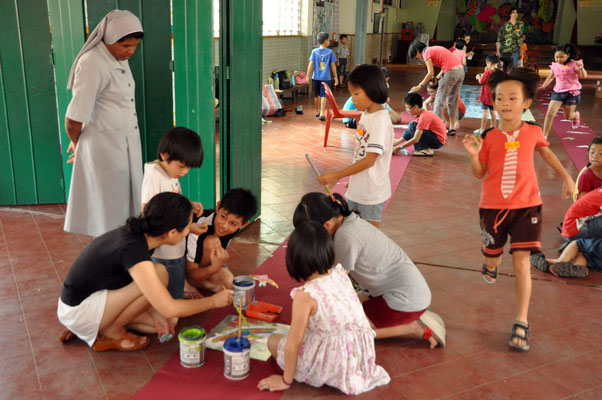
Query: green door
[[0, 0, 65, 205]]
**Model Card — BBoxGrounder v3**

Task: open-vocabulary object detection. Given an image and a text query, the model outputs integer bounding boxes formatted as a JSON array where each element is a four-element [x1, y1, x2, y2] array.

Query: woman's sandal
[[509, 321, 530, 351], [92, 330, 150, 352], [481, 264, 498, 284], [59, 328, 76, 343], [418, 310, 446, 347], [549, 262, 589, 278], [530, 253, 550, 272], [413, 149, 434, 157]]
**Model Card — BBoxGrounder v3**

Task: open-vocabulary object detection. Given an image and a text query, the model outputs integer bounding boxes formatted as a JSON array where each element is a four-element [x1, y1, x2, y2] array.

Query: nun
[[64, 10, 144, 237]]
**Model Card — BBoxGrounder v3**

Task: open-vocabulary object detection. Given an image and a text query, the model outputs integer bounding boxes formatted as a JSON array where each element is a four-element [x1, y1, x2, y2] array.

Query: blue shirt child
[[310, 47, 337, 81]]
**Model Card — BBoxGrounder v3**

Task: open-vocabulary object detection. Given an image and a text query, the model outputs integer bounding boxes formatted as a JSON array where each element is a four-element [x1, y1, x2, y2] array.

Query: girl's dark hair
[[554, 43, 579, 62], [293, 192, 351, 228], [404, 92, 423, 108], [347, 64, 388, 104], [408, 40, 427, 60], [455, 39, 466, 51], [157, 126, 204, 168], [286, 221, 334, 282], [487, 67, 540, 101], [127, 192, 192, 236], [118, 31, 144, 42], [499, 53, 514, 73], [589, 136, 602, 150], [426, 78, 438, 90]]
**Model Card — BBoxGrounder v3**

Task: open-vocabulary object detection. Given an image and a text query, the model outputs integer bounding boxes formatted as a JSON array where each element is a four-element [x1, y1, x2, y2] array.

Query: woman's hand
[[210, 288, 233, 308], [67, 141, 77, 164], [257, 375, 291, 392]]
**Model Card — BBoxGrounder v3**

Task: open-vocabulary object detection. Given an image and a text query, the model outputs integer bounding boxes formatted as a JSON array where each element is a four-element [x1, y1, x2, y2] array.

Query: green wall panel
[[220, 0, 262, 214], [0, 58, 16, 205], [173, 0, 216, 207]]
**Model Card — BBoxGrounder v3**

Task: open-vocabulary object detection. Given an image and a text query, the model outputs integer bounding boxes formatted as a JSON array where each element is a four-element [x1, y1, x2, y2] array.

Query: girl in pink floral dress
[[257, 221, 390, 395]]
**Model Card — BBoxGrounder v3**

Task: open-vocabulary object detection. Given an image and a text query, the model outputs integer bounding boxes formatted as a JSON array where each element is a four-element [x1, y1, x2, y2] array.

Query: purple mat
[[134, 128, 412, 400], [536, 89, 595, 171]]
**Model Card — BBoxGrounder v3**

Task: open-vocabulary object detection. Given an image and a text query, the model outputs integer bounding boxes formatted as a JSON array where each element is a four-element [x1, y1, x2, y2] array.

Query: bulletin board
[[313, 0, 340, 46]]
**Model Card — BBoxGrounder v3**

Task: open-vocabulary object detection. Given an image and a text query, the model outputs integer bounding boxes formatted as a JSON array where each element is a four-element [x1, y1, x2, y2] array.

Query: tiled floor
[[0, 69, 601, 400]]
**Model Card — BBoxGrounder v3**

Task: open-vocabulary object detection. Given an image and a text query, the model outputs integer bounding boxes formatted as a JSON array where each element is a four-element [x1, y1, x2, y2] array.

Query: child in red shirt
[[475, 54, 499, 135], [463, 68, 574, 352], [574, 137, 602, 200]]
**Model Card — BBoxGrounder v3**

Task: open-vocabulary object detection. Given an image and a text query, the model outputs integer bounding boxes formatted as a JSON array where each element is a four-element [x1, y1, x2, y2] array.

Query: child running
[[141, 127, 206, 300], [541, 43, 588, 137], [257, 220, 390, 394], [462, 67, 575, 351], [317, 64, 392, 227], [474, 54, 499, 135], [292, 192, 446, 348]]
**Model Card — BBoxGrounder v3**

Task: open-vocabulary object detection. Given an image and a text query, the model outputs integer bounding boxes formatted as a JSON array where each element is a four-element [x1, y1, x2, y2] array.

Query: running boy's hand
[[210, 247, 230, 269], [317, 172, 339, 186], [258, 375, 291, 391], [561, 177, 575, 200], [210, 288, 233, 308], [190, 201, 204, 217], [462, 134, 482, 156]]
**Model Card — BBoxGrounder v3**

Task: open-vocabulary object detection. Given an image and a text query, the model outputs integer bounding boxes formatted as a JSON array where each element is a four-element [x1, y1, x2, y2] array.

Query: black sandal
[[550, 262, 589, 278], [481, 264, 498, 284], [530, 253, 550, 272], [447, 129, 456, 136], [509, 321, 530, 351]]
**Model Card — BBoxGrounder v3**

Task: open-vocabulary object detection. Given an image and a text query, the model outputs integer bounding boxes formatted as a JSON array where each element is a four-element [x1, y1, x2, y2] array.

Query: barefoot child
[[292, 192, 446, 349], [541, 43, 588, 137], [317, 64, 392, 227], [474, 54, 499, 135], [186, 188, 258, 292], [141, 127, 206, 300], [257, 220, 390, 394], [307, 32, 338, 120], [58, 193, 233, 351], [393, 92, 446, 157], [462, 67, 575, 351]]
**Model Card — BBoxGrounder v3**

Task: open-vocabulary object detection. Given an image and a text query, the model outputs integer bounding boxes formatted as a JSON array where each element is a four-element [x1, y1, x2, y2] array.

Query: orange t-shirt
[[478, 122, 550, 209]]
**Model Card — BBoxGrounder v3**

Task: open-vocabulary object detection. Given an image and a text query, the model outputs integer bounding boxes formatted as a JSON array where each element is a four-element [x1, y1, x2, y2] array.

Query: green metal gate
[[0, 0, 65, 205]]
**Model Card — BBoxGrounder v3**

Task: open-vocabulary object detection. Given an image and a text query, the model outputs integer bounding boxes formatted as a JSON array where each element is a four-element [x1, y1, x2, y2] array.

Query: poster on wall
[[455, 0, 558, 44], [313, 0, 340, 46]]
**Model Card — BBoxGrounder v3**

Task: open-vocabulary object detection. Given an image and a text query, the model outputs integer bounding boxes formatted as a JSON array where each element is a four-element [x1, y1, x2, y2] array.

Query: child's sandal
[[509, 321, 530, 351], [481, 264, 498, 284]]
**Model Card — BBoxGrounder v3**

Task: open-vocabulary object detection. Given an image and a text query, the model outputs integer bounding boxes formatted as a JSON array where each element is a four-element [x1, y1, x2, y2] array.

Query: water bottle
[[274, 73, 280, 90]]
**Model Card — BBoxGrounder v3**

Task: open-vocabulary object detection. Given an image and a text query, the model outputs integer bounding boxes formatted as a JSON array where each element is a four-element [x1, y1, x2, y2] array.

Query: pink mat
[[535, 89, 596, 171], [134, 127, 412, 400]]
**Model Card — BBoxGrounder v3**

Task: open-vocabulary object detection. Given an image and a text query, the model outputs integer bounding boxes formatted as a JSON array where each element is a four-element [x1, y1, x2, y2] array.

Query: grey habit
[[64, 10, 144, 236]]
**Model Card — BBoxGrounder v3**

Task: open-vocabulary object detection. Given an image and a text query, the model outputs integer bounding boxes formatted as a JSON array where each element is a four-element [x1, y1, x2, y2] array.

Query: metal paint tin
[[233, 275, 255, 309], [223, 336, 251, 380], [178, 326, 206, 368]]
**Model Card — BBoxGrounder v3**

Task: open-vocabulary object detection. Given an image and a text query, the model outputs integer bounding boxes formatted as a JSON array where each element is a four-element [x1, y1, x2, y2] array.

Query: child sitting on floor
[[462, 67, 575, 351], [318, 64, 393, 227], [394, 92, 447, 157], [257, 220, 390, 395], [531, 238, 600, 278], [573, 137, 602, 201], [186, 188, 258, 293], [474, 54, 499, 135], [141, 127, 207, 300]]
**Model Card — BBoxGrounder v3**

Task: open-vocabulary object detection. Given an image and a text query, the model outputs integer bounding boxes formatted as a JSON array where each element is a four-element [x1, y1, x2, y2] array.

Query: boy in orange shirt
[[462, 68, 574, 351]]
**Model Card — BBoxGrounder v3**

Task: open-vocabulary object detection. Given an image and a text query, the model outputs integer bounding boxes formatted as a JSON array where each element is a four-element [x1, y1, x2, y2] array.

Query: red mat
[[134, 127, 412, 400], [535, 88, 596, 171]]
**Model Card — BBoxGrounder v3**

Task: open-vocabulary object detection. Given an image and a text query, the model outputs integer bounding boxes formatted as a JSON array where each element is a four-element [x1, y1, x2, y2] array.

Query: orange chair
[[524, 50, 540, 73], [322, 82, 363, 148]]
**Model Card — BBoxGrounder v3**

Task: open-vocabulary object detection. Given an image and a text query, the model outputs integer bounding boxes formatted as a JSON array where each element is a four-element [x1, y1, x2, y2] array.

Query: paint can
[[178, 326, 206, 368], [233, 275, 255, 309], [223, 336, 251, 380]]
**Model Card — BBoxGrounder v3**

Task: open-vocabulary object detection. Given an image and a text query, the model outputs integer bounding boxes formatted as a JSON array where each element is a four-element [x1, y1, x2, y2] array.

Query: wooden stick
[[237, 297, 243, 342]]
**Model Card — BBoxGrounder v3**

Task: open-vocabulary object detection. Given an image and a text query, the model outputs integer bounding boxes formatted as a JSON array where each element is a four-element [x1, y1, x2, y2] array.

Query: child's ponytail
[[293, 192, 351, 228]]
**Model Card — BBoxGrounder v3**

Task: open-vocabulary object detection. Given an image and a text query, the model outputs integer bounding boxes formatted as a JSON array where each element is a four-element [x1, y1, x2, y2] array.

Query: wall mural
[[313, 0, 340, 46], [455, 0, 558, 44]]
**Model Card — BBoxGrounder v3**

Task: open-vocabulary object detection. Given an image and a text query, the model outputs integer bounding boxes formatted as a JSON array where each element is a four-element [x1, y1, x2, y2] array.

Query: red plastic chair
[[524, 50, 540, 73], [322, 82, 363, 148]]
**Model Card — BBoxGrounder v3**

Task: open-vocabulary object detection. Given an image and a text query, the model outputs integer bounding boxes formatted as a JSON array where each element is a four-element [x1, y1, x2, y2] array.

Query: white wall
[[339, 0, 357, 34]]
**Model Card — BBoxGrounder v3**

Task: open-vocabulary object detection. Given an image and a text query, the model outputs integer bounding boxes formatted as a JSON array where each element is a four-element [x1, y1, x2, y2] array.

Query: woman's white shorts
[[57, 290, 107, 347]]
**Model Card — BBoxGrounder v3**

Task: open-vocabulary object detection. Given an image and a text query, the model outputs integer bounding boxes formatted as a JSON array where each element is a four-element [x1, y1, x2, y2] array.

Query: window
[[213, 0, 302, 37]]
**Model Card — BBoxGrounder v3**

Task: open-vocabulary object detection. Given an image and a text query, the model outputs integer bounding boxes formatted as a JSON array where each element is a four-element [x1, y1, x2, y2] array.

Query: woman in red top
[[409, 41, 465, 136]]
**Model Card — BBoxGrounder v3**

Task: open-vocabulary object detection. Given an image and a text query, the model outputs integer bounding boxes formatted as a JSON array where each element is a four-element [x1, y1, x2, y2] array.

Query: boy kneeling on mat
[[185, 188, 258, 294]]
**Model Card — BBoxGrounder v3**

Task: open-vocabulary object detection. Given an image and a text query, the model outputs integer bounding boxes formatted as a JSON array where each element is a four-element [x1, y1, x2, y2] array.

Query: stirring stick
[[237, 297, 243, 343], [305, 154, 334, 195]]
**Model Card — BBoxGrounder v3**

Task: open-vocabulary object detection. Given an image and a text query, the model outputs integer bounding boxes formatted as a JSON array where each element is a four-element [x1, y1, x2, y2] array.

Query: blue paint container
[[233, 275, 255, 309], [223, 336, 251, 380]]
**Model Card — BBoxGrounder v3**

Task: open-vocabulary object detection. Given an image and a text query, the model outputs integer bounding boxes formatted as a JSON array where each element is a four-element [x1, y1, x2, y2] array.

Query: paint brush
[[237, 297, 243, 343], [305, 154, 334, 196]]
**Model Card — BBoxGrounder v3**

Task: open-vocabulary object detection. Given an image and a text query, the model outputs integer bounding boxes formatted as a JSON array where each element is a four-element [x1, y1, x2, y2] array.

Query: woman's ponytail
[[126, 192, 192, 236]]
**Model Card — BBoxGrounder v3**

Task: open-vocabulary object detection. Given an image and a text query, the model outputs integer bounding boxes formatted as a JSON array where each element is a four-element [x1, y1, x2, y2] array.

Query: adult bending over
[[64, 10, 145, 236], [58, 192, 233, 351], [409, 41, 465, 136]]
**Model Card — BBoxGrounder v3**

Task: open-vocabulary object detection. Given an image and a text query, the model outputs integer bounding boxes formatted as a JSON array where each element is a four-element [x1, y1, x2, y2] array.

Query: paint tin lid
[[178, 326, 206, 342], [223, 336, 250, 352], [233, 275, 255, 287]]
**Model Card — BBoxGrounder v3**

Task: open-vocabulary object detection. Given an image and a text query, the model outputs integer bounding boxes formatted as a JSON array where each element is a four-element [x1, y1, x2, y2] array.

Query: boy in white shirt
[[141, 127, 206, 299]]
